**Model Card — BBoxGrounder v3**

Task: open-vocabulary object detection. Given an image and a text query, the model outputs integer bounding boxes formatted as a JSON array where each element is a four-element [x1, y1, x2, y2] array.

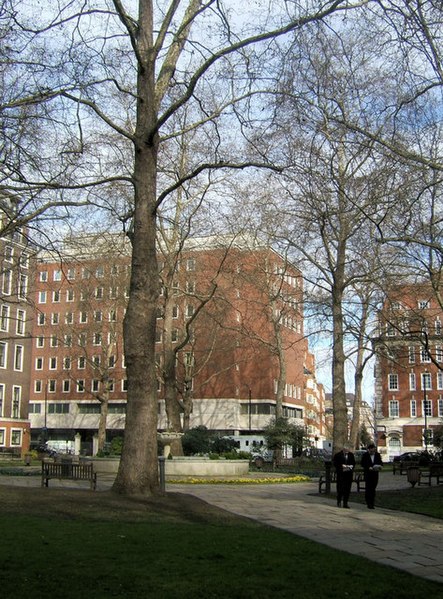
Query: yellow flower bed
[[168, 475, 311, 485]]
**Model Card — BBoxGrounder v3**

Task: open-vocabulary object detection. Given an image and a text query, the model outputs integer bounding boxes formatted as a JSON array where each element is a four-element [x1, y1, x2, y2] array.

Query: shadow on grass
[[0, 485, 442, 598]]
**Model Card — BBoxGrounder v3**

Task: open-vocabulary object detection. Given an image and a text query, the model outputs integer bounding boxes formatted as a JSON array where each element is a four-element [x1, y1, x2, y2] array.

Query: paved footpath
[[2, 471, 442, 584], [172, 474, 443, 584]]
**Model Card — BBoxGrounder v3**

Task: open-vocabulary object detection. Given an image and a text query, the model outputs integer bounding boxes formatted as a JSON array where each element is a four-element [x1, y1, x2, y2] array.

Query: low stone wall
[[90, 456, 249, 477]]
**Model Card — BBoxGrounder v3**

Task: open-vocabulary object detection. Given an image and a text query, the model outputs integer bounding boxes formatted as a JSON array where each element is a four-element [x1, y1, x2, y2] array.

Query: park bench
[[393, 460, 419, 475], [418, 463, 443, 487], [41, 461, 97, 490], [318, 470, 365, 494]]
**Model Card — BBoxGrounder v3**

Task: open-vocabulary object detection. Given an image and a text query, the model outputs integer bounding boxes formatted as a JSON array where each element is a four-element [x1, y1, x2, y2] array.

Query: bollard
[[158, 456, 166, 494]]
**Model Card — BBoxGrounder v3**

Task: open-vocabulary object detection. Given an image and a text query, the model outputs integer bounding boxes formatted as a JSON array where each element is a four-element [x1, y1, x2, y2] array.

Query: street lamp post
[[248, 387, 252, 434], [423, 371, 428, 452]]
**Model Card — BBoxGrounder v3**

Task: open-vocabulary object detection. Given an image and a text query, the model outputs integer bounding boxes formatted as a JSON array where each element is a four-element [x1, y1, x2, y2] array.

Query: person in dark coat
[[361, 443, 383, 509], [332, 446, 356, 508]]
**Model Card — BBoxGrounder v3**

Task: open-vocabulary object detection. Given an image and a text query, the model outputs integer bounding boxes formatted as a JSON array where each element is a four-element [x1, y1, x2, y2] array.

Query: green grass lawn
[[0, 485, 442, 599]]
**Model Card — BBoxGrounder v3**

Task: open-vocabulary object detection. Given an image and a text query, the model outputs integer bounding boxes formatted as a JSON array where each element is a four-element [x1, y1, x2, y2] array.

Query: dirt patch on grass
[[0, 484, 240, 525]]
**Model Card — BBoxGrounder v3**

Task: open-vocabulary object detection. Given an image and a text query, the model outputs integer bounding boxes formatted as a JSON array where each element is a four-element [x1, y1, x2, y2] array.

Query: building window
[[418, 299, 430, 309], [171, 329, 178, 343], [2, 270, 11, 295], [78, 356, 86, 369], [0, 305, 9, 331], [172, 305, 179, 319], [4, 245, 13, 261], [35, 380, 42, 393], [389, 400, 399, 418], [92, 355, 101, 367], [64, 334, 72, 347], [38, 291, 47, 304], [94, 310, 102, 322], [78, 403, 101, 414], [79, 333, 87, 347], [49, 357, 57, 370], [63, 380, 70, 393], [29, 403, 42, 414], [437, 372, 443, 391], [438, 398, 443, 418], [186, 258, 196, 271], [77, 380, 85, 392], [36, 336, 44, 348], [35, 357, 43, 370], [436, 346, 443, 363], [48, 380, 56, 393], [386, 323, 396, 337], [48, 403, 69, 414], [52, 290, 60, 303], [18, 274, 28, 299], [67, 268, 75, 280], [422, 399, 433, 417], [421, 372, 432, 391], [50, 335, 59, 348], [65, 312, 74, 324], [93, 332, 102, 346], [122, 379, 128, 392], [92, 379, 100, 393], [0, 342, 7, 368], [0, 385, 4, 416], [109, 287, 118, 299], [409, 373, 416, 391], [96, 265, 104, 278], [408, 346, 415, 364], [37, 313, 45, 326], [53, 270, 62, 281], [420, 347, 431, 363], [40, 271, 48, 282], [186, 281, 195, 294], [186, 305, 194, 319], [109, 310, 116, 322], [16, 309, 25, 335], [12, 387, 21, 418], [51, 313, 59, 325], [14, 345, 23, 371], [80, 311, 88, 323], [410, 399, 417, 417], [66, 289, 74, 302], [11, 429, 22, 446], [95, 287, 104, 299], [63, 357, 71, 370], [108, 355, 116, 368], [388, 374, 399, 391]]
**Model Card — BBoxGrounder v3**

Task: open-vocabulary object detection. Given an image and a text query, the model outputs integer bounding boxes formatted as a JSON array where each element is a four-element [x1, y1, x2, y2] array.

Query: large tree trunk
[[113, 4, 161, 493]]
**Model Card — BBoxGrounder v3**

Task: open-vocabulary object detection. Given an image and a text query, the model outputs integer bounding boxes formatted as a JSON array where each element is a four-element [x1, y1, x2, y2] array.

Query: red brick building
[[28, 233, 322, 454], [374, 284, 443, 460]]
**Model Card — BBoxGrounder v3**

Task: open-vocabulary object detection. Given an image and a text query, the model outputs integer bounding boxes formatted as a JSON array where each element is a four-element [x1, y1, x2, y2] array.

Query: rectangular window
[[65, 312, 74, 324], [422, 372, 432, 391], [92, 355, 101, 367], [0, 305, 9, 331], [92, 379, 100, 393], [78, 333, 87, 347], [16, 309, 25, 335], [436, 320, 442, 335], [35, 357, 43, 370], [37, 313, 45, 326], [0, 429, 4, 445], [48, 380, 56, 393], [48, 403, 69, 414], [93, 332, 102, 346], [63, 380, 70, 393], [12, 387, 20, 417], [186, 281, 195, 294], [64, 334, 72, 347], [109, 310, 116, 322], [94, 310, 102, 322], [53, 270, 62, 281], [172, 305, 179, 319], [186, 258, 196, 271], [4, 246, 13, 261], [77, 380, 85, 393], [36, 336, 44, 348], [14, 345, 23, 371], [63, 357, 71, 370], [438, 399, 443, 418], [418, 300, 430, 309], [109, 286, 117, 299], [18, 274, 28, 299], [436, 346, 443, 363], [409, 373, 416, 391], [52, 290, 60, 303], [388, 374, 399, 391], [40, 271, 48, 282], [34, 380, 42, 393], [0, 342, 7, 368], [29, 403, 42, 414], [2, 270, 11, 295], [422, 399, 432, 417], [122, 379, 128, 392], [80, 311, 88, 323], [437, 372, 443, 391], [66, 289, 74, 302], [49, 357, 57, 370], [20, 254, 29, 269], [50, 335, 58, 348], [67, 268, 75, 280], [186, 305, 194, 318], [0, 385, 4, 417], [96, 265, 104, 278], [95, 287, 103, 299], [389, 400, 399, 418], [108, 355, 116, 368], [420, 347, 431, 363], [78, 356, 86, 369], [410, 400, 417, 417], [51, 313, 59, 325], [11, 429, 22, 446], [408, 346, 415, 364], [38, 291, 46, 304]]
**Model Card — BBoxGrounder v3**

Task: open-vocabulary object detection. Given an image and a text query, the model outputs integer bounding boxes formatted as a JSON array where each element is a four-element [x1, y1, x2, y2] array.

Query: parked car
[[392, 452, 421, 462], [30, 443, 57, 458]]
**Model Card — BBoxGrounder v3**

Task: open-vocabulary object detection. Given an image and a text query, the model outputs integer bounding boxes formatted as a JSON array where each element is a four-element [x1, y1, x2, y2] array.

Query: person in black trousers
[[333, 446, 355, 508], [361, 443, 383, 509]]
